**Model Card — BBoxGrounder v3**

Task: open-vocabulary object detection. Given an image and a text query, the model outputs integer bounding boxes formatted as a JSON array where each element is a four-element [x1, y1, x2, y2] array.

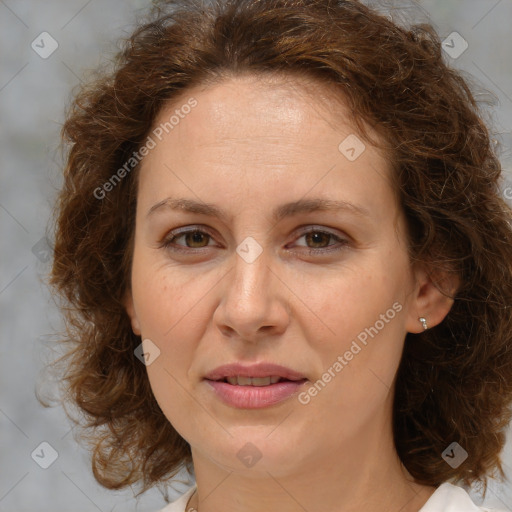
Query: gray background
[[1, 0, 511, 511]]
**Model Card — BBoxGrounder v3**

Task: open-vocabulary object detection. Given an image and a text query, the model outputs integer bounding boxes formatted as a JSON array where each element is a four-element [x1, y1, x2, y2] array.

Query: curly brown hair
[[47, 0, 512, 496]]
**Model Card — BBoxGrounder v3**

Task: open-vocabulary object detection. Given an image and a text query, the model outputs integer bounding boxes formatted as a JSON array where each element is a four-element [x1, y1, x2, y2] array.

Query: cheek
[[131, 251, 206, 338], [295, 259, 407, 408], [134, 272, 204, 380], [296, 259, 396, 347], [133, 267, 206, 441], [130, 257, 198, 383]]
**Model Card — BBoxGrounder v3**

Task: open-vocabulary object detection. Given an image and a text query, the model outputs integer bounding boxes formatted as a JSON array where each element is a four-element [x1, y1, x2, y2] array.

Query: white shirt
[[157, 482, 507, 512]]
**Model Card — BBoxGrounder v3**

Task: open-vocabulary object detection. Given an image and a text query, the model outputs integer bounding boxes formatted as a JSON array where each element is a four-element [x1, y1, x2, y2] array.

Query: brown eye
[[291, 227, 350, 255], [182, 230, 211, 248], [304, 231, 332, 248], [161, 228, 215, 251]]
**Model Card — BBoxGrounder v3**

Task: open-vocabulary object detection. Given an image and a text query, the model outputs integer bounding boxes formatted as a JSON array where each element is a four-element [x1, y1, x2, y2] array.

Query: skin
[[125, 73, 458, 512]]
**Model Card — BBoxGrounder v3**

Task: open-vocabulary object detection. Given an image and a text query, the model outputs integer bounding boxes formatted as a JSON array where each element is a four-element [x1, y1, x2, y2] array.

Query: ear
[[124, 289, 141, 336], [405, 263, 460, 334]]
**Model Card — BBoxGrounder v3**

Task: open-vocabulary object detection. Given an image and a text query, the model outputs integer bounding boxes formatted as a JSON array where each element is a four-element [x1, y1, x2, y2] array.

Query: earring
[[418, 317, 428, 330]]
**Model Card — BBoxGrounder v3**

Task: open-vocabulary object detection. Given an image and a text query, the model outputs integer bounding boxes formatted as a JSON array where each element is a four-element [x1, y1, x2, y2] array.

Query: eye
[[160, 227, 217, 251], [290, 227, 349, 254], [160, 225, 350, 255]]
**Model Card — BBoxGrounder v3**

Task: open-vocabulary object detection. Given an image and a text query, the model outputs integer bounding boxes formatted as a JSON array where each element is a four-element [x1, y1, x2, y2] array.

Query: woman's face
[[125, 74, 452, 477]]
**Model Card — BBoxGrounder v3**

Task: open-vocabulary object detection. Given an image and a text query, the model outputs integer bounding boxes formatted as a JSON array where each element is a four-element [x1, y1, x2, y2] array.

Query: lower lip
[[205, 379, 307, 409]]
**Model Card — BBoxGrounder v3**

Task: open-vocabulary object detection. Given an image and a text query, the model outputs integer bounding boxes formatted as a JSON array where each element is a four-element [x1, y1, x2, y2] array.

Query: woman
[[49, 0, 512, 511]]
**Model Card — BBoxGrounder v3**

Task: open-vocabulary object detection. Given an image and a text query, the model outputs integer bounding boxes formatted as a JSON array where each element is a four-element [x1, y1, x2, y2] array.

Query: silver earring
[[419, 317, 428, 330]]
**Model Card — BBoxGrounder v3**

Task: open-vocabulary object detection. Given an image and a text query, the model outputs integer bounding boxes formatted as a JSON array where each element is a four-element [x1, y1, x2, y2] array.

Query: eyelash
[[160, 225, 350, 255]]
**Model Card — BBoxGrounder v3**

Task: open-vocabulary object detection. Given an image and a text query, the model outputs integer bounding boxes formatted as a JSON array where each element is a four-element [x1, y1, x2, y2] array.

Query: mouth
[[203, 363, 308, 408], [203, 362, 308, 384], [210, 375, 307, 386]]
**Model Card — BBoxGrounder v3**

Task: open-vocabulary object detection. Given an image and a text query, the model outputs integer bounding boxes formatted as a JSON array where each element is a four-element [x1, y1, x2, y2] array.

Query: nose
[[213, 245, 290, 343]]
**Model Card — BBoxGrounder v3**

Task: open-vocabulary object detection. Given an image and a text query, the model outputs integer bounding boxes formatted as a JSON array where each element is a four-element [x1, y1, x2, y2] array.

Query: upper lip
[[204, 363, 307, 381]]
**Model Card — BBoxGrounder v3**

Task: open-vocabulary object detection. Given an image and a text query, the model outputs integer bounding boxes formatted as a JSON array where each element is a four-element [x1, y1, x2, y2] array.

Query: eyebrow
[[147, 197, 371, 223]]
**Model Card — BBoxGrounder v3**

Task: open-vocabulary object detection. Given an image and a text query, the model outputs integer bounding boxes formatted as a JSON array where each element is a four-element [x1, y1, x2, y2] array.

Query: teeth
[[225, 376, 282, 386]]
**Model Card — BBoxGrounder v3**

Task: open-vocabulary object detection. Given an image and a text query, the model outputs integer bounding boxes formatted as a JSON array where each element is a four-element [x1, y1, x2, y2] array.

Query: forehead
[[152, 73, 365, 150], [136, 73, 398, 224]]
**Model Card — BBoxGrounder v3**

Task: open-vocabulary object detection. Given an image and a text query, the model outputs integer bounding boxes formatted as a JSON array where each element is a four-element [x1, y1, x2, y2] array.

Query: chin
[[197, 432, 308, 477]]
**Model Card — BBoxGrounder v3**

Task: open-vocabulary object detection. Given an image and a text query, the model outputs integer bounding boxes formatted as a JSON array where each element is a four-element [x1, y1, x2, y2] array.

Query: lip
[[204, 362, 307, 381], [206, 379, 307, 409], [203, 363, 308, 409]]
